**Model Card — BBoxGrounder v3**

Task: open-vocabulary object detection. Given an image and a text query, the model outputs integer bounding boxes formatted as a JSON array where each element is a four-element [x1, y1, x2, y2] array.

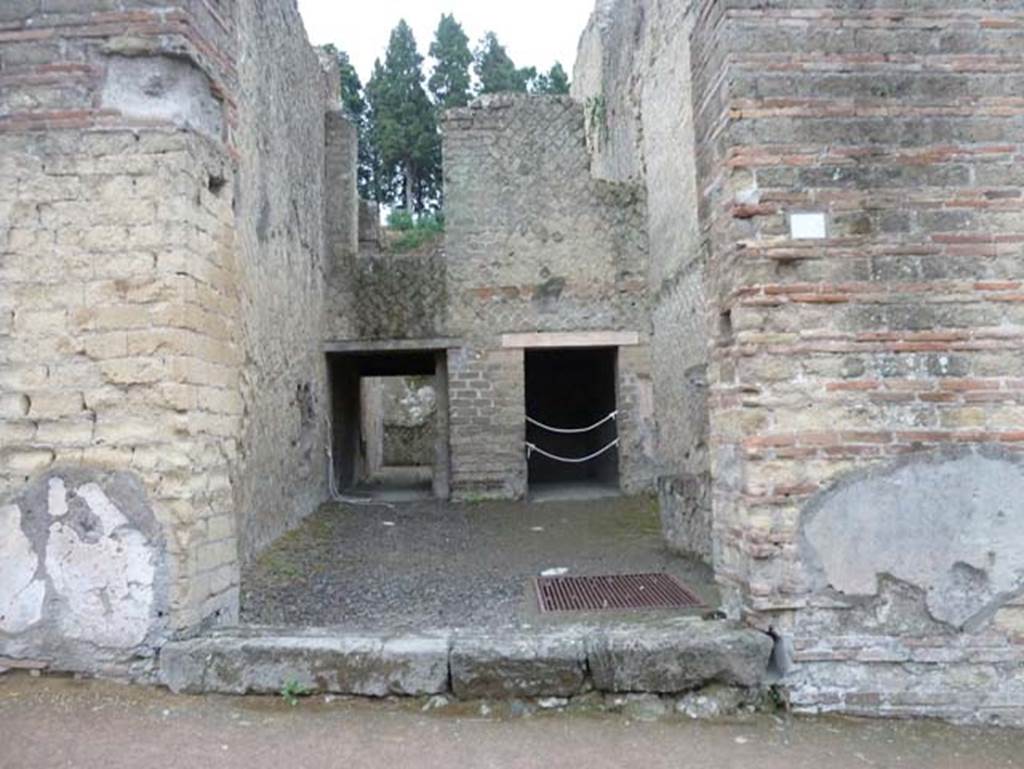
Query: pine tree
[[322, 44, 367, 121], [536, 62, 570, 94], [366, 21, 440, 211], [428, 14, 473, 110], [474, 32, 530, 95], [363, 60, 397, 206], [322, 45, 386, 202]]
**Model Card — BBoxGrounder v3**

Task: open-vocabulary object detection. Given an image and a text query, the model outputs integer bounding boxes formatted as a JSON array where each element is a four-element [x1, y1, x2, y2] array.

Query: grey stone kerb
[[800, 446, 1024, 632], [0, 469, 171, 673]]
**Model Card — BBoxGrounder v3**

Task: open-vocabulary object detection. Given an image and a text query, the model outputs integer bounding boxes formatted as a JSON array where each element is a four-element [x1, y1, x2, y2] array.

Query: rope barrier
[[526, 410, 618, 435], [525, 438, 620, 464]]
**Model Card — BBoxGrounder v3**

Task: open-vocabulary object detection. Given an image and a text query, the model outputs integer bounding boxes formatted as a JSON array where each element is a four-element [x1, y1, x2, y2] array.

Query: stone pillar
[[448, 347, 528, 500], [433, 351, 452, 500], [324, 111, 359, 269], [692, 0, 1024, 721]]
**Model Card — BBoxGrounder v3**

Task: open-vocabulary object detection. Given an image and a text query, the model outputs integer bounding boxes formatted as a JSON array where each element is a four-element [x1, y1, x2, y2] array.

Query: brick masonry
[[576, 0, 1024, 724], [324, 95, 659, 500], [3, 0, 1024, 725], [0, 0, 336, 666], [442, 95, 656, 498], [690, 0, 1024, 724]]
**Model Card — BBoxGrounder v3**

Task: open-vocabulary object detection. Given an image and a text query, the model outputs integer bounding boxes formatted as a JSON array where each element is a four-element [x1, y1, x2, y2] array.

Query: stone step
[[159, 617, 773, 699]]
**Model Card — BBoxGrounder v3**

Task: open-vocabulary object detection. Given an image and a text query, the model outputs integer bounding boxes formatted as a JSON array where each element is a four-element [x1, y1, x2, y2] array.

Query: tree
[[365, 21, 441, 211], [321, 44, 367, 121], [322, 44, 386, 202], [531, 62, 570, 95], [428, 14, 473, 110], [363, 60, 398, 205], [474, 32, 530, 95]]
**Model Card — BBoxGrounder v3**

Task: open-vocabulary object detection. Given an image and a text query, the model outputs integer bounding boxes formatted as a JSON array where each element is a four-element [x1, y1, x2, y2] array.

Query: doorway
[[327, 349, 450, 500], [524, 347, 619, 493]]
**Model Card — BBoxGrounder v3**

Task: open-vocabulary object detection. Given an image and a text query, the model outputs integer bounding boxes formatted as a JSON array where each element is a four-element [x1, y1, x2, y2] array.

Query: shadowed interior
[[525, 347, 619, 488]]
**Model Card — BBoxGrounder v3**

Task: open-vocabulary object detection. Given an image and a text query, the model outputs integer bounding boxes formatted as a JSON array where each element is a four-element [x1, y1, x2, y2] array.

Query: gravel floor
[[240, 495, 716, 632]]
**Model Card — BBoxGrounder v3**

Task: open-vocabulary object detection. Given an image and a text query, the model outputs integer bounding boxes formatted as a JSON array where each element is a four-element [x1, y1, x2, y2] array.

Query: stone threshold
[[158, 616, 773, 700]]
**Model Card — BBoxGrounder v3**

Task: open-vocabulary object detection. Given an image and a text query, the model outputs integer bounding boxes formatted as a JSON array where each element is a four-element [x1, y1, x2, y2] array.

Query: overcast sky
[[296, 0, 595, 85]]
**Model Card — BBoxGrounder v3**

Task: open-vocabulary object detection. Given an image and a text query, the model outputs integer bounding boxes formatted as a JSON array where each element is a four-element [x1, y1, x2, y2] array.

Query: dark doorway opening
[[327, 349, 450, 500], [525, 347, 619, 492]]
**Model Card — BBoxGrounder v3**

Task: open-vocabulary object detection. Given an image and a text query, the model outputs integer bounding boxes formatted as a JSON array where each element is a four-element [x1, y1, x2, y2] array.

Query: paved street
[[1, 675, 1021, 769]]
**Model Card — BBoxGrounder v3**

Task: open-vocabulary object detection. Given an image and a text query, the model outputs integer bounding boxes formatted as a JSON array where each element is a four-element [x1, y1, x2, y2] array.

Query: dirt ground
[[1, 675, 1021, 769], [241, 496, 716, 631]]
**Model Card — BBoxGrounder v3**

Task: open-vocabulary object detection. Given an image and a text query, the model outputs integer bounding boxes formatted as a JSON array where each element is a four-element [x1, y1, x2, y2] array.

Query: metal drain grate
[[534, 573, 705, 613]]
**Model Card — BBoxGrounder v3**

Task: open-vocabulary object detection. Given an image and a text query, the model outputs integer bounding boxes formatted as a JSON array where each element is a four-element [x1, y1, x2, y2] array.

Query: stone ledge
[[159, 630, 451, 697], [450, 632, 587, 699], [158, 619, 773, 699], [588, 618, 774, 692]]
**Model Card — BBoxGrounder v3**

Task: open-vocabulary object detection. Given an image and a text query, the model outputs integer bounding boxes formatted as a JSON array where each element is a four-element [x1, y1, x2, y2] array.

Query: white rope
[[526, 410, 618, 435], [525, 438, 620, 464]]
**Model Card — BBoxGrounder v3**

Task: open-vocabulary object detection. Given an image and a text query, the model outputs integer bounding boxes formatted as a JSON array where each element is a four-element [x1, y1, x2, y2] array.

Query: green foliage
[[387, 209, 415, 231], [474, 32, 530, 94], [531, 62, 570, 95], [322, 44, 367, 121], [366, 20, 441, 212], [428, 14, 473, 110], [387, 212, 445, 254], [322, 45, 382, 203], [585, 95, 608, 145], [326, 17, 565, 213], [280, 679, 310, 707]]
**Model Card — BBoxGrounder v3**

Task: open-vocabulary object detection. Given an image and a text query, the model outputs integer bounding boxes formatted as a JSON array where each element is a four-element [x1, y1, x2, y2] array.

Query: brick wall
[[0, 0, 336, 667], [690, 0, 1024, 724], [442, 94, 655, 498]]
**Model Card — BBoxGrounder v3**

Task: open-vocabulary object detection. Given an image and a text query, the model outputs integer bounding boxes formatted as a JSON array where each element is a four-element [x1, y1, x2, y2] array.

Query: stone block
[[159, 631, 451, 697], [587, 618, 772, 693], [450, 632, 587, 699]]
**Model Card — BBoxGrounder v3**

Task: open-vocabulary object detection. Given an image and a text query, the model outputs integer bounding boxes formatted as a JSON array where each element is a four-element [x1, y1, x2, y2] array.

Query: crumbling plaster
[[801, 448, 1024, 633], [0, 471, 169, 672]]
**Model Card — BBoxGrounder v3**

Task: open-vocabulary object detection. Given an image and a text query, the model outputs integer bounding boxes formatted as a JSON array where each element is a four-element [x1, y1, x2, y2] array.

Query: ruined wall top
[[0, 0, 339, 149]]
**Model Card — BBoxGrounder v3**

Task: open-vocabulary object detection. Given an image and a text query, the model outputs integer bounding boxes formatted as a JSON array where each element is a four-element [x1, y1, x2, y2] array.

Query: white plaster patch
[[48, 477, 68, 518], [45, 482, 156, 649], [803, 452, 1024, 629], [0, 504, 46, 634]]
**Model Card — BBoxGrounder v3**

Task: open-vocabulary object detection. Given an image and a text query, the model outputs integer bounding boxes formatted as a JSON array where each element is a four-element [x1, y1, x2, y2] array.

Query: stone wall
[[0, 0, 336, 670], [442, 94, 655, 498], [686, 0, 1024, 724], [230, 0, 333, 562], [573, 0, 1024, 724], [574, 0, 710, 559], [380, 378, 437, 467]]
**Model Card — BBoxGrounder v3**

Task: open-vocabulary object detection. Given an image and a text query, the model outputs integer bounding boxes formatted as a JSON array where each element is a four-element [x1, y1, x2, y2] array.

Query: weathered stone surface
[[587, 619, 772, 693], [450, 633, 587, 699], [101, 55, 224, 139], [160, 630, 451, 697], [441, 94, 655, 499], [0, 0, 335, 654], [574, 0, 709, 559], [676, 683, 762, 720]]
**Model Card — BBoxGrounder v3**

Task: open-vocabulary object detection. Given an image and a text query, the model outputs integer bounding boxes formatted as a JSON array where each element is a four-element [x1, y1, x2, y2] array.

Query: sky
[[295, 0, 596, 85]]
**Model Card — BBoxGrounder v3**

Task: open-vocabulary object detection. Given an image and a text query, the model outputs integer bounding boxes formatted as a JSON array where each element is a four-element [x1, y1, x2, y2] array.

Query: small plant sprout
[[280, 679, 311, 706]]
